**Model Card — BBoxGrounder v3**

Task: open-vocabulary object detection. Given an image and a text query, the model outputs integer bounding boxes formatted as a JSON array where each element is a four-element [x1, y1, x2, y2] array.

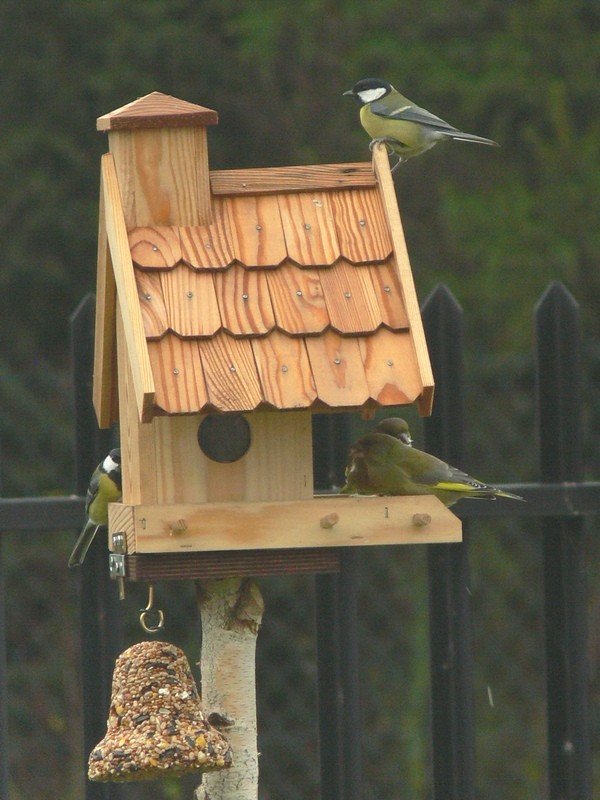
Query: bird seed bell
[[88, 641, 233, 782]]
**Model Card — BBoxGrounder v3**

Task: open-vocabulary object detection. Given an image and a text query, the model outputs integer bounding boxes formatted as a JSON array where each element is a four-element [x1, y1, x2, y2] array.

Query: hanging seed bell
[[88, 641, 233, 782]]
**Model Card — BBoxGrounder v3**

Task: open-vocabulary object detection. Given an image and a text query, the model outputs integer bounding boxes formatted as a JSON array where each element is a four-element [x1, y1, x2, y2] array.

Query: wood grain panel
[[251, 332, 317, 409], [225, 194, 286, 267], [305, 331, 370, 407], [148, 336, 208, 414], [128, 226, 181, 268], [110, 494, 461, 554], [278, 192, 339, 266], [372, 144, 434, 414], [152, 415, 208, 503], [116, 310, 158, 504], [359, 329, 423, 406], [244, 411, 314, 500], [160, 267, 221, 337], [214, 264, 275, 336], [120, 549, 341, 581], [102, 154, 155, 420], [266, 263, 329, 335], [369, 260, 409, 330], [135, 270, 168, 338], [209, 162, 377, 195], [107, 127, 212, 227], [180, 197, 235, 268], [93, 181, 118, 428], [329, 188, 392, 263], [319, 261, 382, 334], [97, 91, 218, 130], [198, 332, 263, 411]]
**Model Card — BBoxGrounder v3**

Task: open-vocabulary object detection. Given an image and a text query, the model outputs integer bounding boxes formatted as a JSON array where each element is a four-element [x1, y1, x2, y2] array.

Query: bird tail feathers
[[494, 489, 526, 502], [442, 131, 499, 147], [434, 481, 524, 502]]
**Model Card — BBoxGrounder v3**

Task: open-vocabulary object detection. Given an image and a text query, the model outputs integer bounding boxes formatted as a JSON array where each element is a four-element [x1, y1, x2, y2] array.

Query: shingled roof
[[94, 93, 433, 422]]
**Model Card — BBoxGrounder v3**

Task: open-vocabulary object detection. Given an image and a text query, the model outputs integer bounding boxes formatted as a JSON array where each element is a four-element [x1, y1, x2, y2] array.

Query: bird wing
[[369, 98, 460, 133], [85, 467, 101, 517]]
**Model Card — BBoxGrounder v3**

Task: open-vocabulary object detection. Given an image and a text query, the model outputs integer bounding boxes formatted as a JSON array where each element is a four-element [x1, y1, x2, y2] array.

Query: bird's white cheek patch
[[357, 87, 387, 103], [104, 454, 120, 472]]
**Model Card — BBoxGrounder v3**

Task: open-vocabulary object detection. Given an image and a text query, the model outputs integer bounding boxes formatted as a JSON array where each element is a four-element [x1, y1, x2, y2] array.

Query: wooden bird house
[[93, 92, 461, 581]]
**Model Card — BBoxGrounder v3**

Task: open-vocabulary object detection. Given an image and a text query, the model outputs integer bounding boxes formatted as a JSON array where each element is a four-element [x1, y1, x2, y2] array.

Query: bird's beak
[[343, 89, 354, 96]]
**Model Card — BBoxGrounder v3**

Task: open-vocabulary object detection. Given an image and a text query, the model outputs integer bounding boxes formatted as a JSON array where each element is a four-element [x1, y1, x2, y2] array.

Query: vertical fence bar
[[0, 525, 8, 798], [421, 284, 475, 800], [339, 549, 362, 800], [70, 295, 122, 800], [535, 282, 592, 799], [315, 573, 344, 800], [313, 413, 357, 799]]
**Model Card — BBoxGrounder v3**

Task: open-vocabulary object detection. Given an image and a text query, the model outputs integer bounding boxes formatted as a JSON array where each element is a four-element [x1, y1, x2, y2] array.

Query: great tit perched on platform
[[344, 78, 499, 170], [68, 448, 122, 568], [343, 423, 523, 507]]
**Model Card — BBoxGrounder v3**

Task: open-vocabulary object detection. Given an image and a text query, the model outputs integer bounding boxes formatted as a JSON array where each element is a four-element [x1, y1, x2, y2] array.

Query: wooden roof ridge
[[97, 91, 218, 131], [210, 161, 377, 196]]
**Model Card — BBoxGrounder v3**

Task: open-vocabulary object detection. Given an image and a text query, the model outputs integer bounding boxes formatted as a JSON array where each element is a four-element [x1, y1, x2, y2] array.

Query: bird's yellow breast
[[88, 473, 122, 526], [359, 104, 431, 159]]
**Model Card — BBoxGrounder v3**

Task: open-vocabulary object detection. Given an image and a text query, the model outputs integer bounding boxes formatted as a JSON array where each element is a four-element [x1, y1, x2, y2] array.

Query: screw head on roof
[[186, 291, 194, 299], [359, 219, 366, 226], [334, 357, 341, 365], [242, 293, 249, 300], [296, 290, 303, 297], [344, 291, 352, 299], [304, 223, 311, 231]]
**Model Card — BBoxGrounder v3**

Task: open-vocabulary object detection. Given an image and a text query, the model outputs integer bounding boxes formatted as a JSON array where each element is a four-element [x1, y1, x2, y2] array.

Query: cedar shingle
[[128, 171, 430, 415]]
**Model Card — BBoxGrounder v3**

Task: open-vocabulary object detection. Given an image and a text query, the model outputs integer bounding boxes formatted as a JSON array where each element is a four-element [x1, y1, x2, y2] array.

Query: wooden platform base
[[122, 547, 341, 581]]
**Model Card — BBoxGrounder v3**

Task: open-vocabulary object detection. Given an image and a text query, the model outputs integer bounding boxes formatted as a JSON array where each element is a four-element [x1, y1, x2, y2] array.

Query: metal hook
[[139, 583, 165, 634]]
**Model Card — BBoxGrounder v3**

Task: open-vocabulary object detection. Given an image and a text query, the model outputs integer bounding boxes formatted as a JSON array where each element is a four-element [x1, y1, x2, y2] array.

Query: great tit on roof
[[68, 448, 122, 568], [344, 78, 499, 170], [342, 431, 523, 507]]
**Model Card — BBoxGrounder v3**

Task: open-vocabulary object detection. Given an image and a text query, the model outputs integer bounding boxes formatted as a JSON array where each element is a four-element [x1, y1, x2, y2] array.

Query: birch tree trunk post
[[195, 577, 264, 800]]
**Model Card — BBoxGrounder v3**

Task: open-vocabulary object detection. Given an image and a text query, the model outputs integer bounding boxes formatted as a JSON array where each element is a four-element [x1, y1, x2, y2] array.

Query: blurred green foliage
[[1, 0, 600, 797]]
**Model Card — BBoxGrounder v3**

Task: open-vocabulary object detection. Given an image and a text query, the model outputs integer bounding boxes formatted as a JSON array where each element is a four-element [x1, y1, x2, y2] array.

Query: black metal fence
[[1, 282, 598, 799]]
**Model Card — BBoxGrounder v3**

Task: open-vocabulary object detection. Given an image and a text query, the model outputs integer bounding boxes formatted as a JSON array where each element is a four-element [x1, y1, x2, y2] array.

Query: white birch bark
[[195, 578, 264, 800]]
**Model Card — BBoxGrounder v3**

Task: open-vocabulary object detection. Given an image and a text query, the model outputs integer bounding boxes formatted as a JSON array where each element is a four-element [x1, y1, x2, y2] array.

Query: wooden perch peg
[[320, 512, 340, 529], [412, 512, 432, 528], [170, 518, 188, 536]]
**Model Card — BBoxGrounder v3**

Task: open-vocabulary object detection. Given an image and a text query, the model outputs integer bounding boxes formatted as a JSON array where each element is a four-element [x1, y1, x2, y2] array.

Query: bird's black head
[[343, 78, 393, 105], [103, 448, 122, 487]]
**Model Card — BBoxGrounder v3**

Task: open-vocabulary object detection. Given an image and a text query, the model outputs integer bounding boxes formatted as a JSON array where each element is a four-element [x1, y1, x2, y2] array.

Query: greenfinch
[[374, 417, 413, 445], [343, 426, 523, 507]]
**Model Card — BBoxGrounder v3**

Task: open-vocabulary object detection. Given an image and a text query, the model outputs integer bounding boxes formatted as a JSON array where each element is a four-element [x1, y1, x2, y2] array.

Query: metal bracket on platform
[[109, 532, 127, 600]]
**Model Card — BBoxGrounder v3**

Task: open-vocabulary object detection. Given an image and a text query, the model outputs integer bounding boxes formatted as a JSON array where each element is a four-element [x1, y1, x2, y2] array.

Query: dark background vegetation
[[1, 1, 599, 798]]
